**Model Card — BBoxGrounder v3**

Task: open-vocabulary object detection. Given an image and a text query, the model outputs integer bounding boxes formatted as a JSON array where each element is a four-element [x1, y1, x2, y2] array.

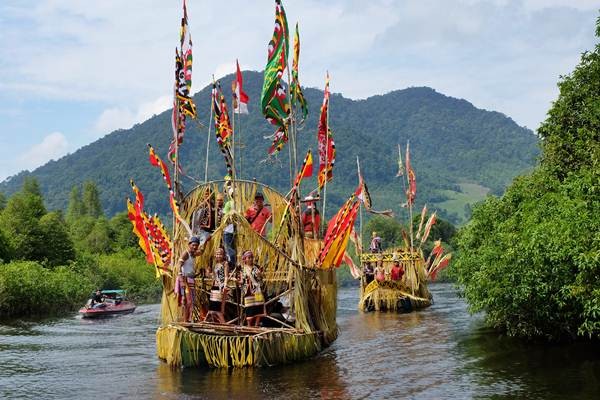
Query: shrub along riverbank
[[451, 16, 600, 340], [0, 179, 161, 319]]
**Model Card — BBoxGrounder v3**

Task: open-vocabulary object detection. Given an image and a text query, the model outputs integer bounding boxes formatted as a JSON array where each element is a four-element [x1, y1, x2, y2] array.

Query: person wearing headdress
[[240, 250, 265, 326], [244, 192, 272, 237], [176, 236, 201, 322], [369, 231, 382, 253], [301, 195, 321, 239], [204, 247, 230, 323]]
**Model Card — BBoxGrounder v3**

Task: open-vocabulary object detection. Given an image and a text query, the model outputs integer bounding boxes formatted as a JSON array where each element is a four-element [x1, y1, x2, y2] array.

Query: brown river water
[[1, 283, 599, 399]]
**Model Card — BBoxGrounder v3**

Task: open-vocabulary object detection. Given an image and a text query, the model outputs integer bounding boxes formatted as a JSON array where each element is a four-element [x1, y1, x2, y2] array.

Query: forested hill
[[0, 71, 539, 224]]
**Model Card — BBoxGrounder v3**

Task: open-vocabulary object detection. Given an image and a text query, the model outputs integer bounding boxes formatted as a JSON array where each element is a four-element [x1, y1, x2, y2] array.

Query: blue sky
[[0, 0, 598, 182]]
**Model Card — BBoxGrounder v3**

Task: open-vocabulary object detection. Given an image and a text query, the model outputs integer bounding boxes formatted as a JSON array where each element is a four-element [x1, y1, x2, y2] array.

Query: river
[[1, 283, 599, 399]]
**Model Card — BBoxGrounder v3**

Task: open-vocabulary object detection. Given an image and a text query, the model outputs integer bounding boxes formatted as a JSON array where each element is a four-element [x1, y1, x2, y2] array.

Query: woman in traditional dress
[[205, 247, 230, 323], [240, 250, 265, 326]]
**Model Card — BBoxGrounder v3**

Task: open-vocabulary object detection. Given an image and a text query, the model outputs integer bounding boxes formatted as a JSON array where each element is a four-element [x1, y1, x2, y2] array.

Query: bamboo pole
[[205, 76, 216, 182]]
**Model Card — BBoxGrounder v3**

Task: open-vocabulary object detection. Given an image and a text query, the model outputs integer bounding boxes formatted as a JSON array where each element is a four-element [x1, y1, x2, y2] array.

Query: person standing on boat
[[213, 192, 225, 229], [205, 247, 230, 323], [240, 250, 265, 327], [222, 184, 237, 267], [374, 259, 386, 282], [191, 190, 214, 243], [363, 263, 375, 284], [301, 196, 320, 239], [390, 257, 405, 282], [177, 236, 201, 323], [369, 231, 382, 253], [245, 192, 272, 237]]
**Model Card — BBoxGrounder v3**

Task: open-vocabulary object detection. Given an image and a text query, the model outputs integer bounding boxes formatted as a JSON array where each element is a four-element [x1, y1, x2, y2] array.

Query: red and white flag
[[232, 59, 249, 114]]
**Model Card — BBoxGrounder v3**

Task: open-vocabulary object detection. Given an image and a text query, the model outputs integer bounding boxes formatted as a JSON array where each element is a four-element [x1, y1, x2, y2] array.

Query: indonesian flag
[[232, 59, 249, 114]]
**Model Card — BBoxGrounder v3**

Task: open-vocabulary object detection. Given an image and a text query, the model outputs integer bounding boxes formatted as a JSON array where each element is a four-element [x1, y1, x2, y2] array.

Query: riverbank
[[0, 249, 161, 319]]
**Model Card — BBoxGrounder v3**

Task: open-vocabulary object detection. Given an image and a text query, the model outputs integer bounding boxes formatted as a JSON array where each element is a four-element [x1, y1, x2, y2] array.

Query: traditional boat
[[126, 0, 351, 368], [155, 180, 338, 368], [79, 290, 136, 318], [356, 145, 452, 313]]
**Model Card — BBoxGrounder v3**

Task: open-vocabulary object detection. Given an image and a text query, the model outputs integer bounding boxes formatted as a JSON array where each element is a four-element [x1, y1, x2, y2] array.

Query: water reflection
[[1, 284, 600, 399]]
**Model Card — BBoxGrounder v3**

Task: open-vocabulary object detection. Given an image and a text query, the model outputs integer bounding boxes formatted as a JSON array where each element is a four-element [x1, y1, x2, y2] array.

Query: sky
[[0, 0, 598, 182]]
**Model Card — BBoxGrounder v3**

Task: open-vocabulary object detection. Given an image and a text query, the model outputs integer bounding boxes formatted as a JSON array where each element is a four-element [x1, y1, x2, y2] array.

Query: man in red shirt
[[301, 196, 320, 238], [245, 192, 272, 237], [390, 258, 404, 282]]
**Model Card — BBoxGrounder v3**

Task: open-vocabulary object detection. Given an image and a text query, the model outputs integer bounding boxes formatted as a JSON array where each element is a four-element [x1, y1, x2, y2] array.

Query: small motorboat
[[79, 290, 136, 318]]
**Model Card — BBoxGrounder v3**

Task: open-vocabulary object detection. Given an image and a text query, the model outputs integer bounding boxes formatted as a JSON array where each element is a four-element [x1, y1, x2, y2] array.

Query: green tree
[[0, 190, 47, 261], [22, 176, 42, 197], [82, 181, 103, 218], [39, 211, 76, 266], [452, 17, 600, 340], [66, 185, 84, 222], [85, 217, 112, 254], [0, 192, 6, 211], [364, 216, 404, 250], [109, 211, 138, 250]]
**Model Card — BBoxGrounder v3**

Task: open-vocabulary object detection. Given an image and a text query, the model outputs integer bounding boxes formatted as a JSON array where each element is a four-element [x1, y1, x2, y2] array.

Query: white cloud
[[17, 132, 69, 171], [93, 95, 172, 136]]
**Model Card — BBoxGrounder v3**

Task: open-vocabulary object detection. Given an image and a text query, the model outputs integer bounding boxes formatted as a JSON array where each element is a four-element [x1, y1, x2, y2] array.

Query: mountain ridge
[[0, 70, 539, 224]]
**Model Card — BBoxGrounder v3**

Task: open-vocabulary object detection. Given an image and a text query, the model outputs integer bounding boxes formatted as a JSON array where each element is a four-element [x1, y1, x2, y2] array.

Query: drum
[[210, 290, 223, 302]]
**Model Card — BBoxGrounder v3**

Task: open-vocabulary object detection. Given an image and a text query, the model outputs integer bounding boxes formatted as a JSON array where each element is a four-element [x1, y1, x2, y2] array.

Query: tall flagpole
[[205, 76, 215, 182], [322, 72, 330, 223]]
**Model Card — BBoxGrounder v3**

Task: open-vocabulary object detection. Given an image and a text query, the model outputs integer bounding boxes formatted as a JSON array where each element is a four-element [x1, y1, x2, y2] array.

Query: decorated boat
[[125, 0, 356, 368], [356, 145, 452, 312], [79, 290, 136, 318]]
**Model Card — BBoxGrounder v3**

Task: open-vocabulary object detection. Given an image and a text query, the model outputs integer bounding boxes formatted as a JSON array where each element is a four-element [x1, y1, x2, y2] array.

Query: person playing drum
[[240, 250, 265, 327], [205, 247, 230, 323]]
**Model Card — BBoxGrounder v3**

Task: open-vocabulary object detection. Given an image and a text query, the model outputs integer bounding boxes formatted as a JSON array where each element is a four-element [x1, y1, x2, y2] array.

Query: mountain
[[0, 71, 539, 224]]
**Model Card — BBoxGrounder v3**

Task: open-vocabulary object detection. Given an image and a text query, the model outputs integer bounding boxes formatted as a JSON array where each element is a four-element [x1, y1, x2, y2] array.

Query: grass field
[[434, 182, 490, 224]]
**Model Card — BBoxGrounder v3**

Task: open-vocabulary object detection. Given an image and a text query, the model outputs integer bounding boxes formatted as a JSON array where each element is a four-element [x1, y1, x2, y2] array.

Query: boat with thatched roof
[[125, 0, 353, 368], [356, 144, 452, 313], [155, 180, 338, 368]]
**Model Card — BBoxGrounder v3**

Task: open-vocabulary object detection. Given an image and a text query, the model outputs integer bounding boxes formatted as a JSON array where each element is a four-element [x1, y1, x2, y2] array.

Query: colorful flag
[[293, 149, 313, 187], [420, 211, 437, 245], [129, 181, 155, 265], [319, 199, 360, 268], [213, 82, 235, 178], [148, 144, 172, 189], [317, 73, 335, 189], [356, 158, 394, 217], [405, 141, 416, 205], [290, 22, 308, 123], [261, 0, 291, 154], [232, 59, 249, 114], [416, 204, 427, 240], [169, 0, 197, 164], [396, 143, 404, 177], [429, 253, 452, 281]]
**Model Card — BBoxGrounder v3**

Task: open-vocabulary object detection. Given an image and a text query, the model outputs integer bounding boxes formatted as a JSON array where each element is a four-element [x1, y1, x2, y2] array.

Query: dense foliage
[[452, 17, 600, 340], [0, 179, 161, 318], [0, 73, 538, 226]]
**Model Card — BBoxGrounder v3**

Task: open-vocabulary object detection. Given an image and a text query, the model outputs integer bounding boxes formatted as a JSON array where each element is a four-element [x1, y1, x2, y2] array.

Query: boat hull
[[79, 301, 136, 318], [156, 322, 336, 368]]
